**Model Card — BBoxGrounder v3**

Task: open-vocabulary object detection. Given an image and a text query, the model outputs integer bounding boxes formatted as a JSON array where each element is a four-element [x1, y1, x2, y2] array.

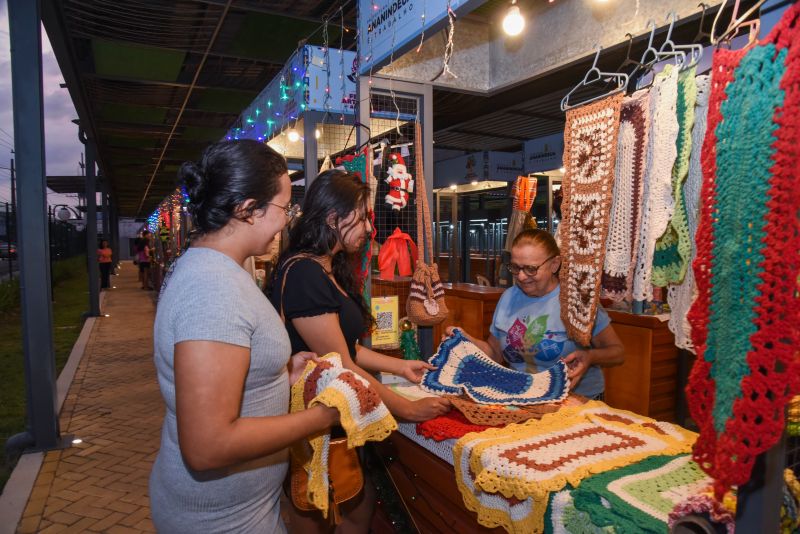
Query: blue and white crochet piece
[[420, 329, 570, 406]]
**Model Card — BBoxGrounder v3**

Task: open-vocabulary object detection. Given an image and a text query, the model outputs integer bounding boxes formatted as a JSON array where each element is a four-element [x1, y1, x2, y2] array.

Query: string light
[[502, 1, 525, 36]]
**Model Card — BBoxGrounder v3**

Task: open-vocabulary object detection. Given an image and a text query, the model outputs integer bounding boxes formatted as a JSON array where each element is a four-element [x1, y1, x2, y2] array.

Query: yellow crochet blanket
[[290, 353, 397, 516], [453, 401, 696, 533]]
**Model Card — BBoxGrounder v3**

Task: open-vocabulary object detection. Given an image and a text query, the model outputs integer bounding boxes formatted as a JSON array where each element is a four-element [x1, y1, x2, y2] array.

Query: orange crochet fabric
[[416, 409, 496, 441]]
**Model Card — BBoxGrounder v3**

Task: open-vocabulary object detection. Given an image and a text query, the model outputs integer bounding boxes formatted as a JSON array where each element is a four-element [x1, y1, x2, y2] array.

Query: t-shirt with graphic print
[[489, 284, 611, 398]]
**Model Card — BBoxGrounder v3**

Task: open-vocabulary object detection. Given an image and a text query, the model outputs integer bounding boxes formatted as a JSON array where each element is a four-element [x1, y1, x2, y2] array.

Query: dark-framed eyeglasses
[[268, 201, 302, 221], [505, 255, 557, 277]]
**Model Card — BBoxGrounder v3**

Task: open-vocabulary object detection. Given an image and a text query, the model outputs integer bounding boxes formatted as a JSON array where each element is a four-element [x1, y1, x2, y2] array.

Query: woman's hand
[[397, 359, 436, 383], [288, 351, 320, 385], [562, 350, 592, 390], [399, 397, 451, 422], [441, 325, 471, 342]]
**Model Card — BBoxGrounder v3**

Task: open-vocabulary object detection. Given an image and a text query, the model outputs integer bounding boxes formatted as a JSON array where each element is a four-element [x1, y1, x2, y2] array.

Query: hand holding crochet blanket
[[290, 353, 397, 516], [420, 329, 570, 406]]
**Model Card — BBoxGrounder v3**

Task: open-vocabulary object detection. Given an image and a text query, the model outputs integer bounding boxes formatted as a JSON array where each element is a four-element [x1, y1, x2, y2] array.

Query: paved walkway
[[17, 264, 161, 533]]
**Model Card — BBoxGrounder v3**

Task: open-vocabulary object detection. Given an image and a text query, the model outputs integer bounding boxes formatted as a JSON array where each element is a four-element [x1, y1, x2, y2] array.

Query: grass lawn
[[0, 257, 89, 492]]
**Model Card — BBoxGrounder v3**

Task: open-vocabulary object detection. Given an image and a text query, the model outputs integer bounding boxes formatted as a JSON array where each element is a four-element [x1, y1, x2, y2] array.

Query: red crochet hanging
[[686, 3, 800, 499]]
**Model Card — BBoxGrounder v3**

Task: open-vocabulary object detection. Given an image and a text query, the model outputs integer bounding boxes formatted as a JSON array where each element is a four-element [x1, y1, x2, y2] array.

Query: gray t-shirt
[[149, 247, 291, 533]]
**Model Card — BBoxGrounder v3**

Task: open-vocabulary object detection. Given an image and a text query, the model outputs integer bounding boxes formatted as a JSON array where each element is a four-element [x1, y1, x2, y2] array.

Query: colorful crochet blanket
[[571, 454, 710, 534], [560, 94, 624, 345], [290, 353, 397, 516], [667, 74, 711, 353], [453, 401, 696, 533], [632, 65, 679, 301], [545, 489, 614, 534], [416, 409, 495, 441], [601, 89, 649, 302], [652, 66, 698, 287], [686, 3, 800, 498], [420, 330, 570, 405]]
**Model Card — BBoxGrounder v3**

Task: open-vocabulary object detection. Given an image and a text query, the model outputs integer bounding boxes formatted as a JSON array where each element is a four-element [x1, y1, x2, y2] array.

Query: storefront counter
[[603, 310, 679, 422], [373, 430, 505, 534]]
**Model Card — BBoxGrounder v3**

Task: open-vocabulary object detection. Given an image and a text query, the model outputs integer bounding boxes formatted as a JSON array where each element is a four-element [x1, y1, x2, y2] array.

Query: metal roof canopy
[[46, 175, 87, 194], [41, 0, 358, 216]]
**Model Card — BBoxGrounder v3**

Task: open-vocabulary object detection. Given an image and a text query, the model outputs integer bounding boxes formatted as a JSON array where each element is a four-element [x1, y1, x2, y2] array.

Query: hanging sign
[[371, 296, 400, 348], [523, 133, 564, 173], [358, 0, 487, 75]]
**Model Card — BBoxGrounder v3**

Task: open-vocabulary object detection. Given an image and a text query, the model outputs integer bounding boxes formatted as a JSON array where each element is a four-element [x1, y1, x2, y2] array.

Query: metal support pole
[[110, 200, 120, 271], [84, 141, 100, 316], [303, 111, 320, 189], [100, 178, 109, 240], [7, 0, 59, 452], [735, 434, 785, 532]]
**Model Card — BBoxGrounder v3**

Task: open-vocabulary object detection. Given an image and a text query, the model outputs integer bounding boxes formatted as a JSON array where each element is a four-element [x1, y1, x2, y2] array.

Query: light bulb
[[471, 180, 478, 185], [449, 184, 457, 191], [559, 166, 566, 173], [315, 129, 321, 139], [502, 4, 525, 36], [287, 130, 300, 143]]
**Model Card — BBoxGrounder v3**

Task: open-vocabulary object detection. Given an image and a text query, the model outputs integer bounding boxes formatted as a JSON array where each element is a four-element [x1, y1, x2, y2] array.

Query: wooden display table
[[603, 310, 679, 422], [373, 432, 504, 534]]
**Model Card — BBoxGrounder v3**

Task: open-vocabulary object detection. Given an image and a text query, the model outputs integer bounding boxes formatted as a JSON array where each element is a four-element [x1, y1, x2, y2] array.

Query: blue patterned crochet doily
[[421, 330, 569, 405]]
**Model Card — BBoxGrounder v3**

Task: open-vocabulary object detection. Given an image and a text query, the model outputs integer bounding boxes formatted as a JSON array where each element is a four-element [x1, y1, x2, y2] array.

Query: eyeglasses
[[268, 201, 302, 221], [505, 255, 556, 277]]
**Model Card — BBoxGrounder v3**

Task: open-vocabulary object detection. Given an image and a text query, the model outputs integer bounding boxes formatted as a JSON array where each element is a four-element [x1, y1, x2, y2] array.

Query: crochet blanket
[[453, 401, 696, 533], [545, 490, 613, 534], [290, 354, 397, 516], [420, 330, 570, 405], [632, 65, 679, 301], [667, 74, 711, 353], [571, 454, 710, 534], [560, 94, 624, 344], [416, 409, 495, 441], [601, 89, 649, 302], [686, 3, 800, 498], [652, 67, 698, 287]]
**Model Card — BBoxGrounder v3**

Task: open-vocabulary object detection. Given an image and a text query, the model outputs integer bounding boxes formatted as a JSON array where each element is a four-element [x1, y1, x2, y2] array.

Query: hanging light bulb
[[502, 2, 525, 37], [287, 130, 300, 143], [315, 129, 321, 139]]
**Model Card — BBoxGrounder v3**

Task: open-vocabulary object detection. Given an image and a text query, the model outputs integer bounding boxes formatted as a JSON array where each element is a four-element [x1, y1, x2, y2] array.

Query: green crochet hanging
[[399, 318, 421, 360]]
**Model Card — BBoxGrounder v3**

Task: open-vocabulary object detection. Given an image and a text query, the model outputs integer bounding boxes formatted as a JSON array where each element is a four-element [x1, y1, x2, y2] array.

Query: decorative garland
[[601, 89, 649, 302], [686, 3, 800, 499], [652, 66, 698, 287], [560, 93, 624, 345]]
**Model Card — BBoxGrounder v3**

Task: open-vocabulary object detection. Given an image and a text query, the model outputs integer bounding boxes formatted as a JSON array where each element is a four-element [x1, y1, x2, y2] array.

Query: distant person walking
[[136, 232, 152, 290], [98, 239, 113, 289]]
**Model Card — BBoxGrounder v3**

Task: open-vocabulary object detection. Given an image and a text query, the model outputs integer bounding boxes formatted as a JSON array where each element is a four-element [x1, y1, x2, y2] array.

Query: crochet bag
[[406, 122, 448, 325], [278, 258, 364, 521]]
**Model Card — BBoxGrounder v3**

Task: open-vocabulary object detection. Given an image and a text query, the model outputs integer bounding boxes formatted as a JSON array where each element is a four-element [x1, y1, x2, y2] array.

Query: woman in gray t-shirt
[[149, 140, 338, 533]]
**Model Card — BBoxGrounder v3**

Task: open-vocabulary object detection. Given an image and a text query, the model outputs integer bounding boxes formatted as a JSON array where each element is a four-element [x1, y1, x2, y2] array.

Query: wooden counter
[[372, 432, 504, 534], [603, 310, 679, 422]]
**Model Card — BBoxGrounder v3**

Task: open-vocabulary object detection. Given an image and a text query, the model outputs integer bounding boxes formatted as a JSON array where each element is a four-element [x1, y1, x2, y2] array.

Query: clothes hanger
[[342, 121, 372, 153], [616, 33, 645, 75], [560, 45, 630, 111], [693, 3, 712, 44], [711, 0, 766, 47], [660, 12, 704, 71], [630, 19, 687, 90]]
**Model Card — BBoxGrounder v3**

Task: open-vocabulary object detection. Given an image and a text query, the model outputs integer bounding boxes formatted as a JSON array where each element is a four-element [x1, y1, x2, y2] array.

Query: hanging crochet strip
[[290, 354, 397, 516], [601, 89, 650, 302], [560, 93, 623, 345], [667, 74, 711, 353], [652, 67, 698, 287], [453, 401, 696, 533], [686, 2, 800, 499], [632, 65, 679, 301], [420, 329, 570, 405], [571, 454, 711, 534]]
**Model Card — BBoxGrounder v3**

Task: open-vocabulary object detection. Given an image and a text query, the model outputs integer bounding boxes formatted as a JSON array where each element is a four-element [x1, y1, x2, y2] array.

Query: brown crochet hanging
[[406, 122, 448, 326]]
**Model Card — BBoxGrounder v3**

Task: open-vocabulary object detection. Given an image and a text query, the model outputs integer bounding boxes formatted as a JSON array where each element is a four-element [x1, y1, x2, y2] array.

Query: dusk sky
[[0, 0, 85, 209]]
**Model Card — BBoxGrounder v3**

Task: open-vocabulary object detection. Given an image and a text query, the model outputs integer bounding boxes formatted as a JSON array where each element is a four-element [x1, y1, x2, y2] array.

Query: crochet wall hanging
[[601, 89, 649, 302], [632, 64, 679, 302], [290, 353, 397, 517], [571, 454, 710, 534], [453, 401, 695, 533], [686, 3, 800, 499], [420, 329, 570, 406], [652, 66, 698, 287], [384, 153, 415, 210], [377, 228, 417, 280], [560, 93, 624, 345], [504, 175, 538, 252], [667, 74, 710, 353]]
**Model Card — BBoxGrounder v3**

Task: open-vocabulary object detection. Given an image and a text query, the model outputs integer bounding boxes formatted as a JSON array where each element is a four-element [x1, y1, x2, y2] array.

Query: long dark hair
[[277, 169, 374, 331], [178, 139, 287, 237]]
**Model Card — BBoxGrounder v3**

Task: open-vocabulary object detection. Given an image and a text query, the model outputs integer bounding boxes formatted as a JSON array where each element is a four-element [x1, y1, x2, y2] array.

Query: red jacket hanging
[[378, 228, 418, 280]]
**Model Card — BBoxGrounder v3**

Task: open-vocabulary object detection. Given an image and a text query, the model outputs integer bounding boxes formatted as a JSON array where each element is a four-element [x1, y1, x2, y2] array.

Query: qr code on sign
[[376, 311, 393, 331]]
